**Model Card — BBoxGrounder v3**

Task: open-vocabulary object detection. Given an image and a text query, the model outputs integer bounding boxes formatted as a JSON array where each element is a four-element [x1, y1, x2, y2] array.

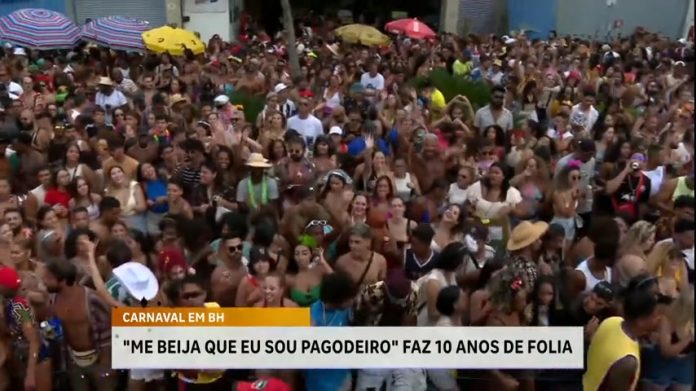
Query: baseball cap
[[592, 281, 614, 302], [328, 126, 342, 136], [213, 95, 229, 107], [273, 83, 288, 93], [0, 266, 22, 291], [576, 138, 595, 153]]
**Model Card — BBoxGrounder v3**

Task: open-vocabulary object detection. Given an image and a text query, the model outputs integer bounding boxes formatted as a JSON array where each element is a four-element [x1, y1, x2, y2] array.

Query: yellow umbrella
[[335, 24, 390, 47], [141, 26, 205, 56]]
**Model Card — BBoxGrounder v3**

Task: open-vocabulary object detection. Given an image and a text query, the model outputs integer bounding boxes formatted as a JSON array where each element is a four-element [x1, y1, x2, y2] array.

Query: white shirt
[[570, 104, 599, 131], [447, 183, 468, 205], [95, 90, 127, 125], [287, 114, 324, 146], [642, 166, 665, 197], [464, 181, 522, 220], [360, 72, 385, 90], [7, 81, 23, 98], [474, 105, 514, 133], [575, 257, 612, 292]]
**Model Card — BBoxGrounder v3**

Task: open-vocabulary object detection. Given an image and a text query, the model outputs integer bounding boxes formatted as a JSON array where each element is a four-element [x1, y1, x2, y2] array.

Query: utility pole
[[280, 0, 302, 81]]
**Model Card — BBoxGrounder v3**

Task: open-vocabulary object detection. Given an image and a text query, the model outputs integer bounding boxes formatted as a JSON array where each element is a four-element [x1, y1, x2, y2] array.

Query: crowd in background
[[0, 12, 693, 391]]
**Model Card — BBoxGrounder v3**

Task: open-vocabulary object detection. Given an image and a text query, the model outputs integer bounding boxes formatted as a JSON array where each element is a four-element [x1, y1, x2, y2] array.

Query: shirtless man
[[43, 261, 114, 391], [210, 233, 248, 307], [410, 133, 446, 193], [89, 196, 121, 240], [335, 224, 387, 288]]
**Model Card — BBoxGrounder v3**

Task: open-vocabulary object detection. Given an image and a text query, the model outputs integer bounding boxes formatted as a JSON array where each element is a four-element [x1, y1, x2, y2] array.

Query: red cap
[[158, 247, 188, 274], [0, 266, 22, 291], [236, 379, 292, 391], [298, 89, 315, 98]]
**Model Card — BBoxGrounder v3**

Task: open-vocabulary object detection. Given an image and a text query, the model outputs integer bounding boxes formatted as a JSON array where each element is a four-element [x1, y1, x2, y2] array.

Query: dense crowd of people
[[0, 13, 692, 391]]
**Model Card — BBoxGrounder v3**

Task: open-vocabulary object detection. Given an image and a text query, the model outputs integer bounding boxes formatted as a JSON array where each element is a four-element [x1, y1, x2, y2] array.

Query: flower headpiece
[[510, 276, 524, 291]]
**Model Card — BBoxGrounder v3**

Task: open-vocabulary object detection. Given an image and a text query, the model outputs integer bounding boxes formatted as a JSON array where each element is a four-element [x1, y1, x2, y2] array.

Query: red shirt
[[44, 188, 71, 208]]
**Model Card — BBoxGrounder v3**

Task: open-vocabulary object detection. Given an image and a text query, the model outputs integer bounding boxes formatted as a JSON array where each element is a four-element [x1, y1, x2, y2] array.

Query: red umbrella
[[385, 18, 436, 40]]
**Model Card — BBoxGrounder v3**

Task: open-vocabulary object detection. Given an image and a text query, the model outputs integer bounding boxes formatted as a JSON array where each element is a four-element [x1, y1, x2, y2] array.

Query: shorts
[[641, 344, 694, 387]]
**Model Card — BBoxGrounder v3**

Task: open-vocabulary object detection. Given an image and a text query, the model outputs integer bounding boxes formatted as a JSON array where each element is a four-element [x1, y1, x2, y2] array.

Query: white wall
[[182, 0, 231, 43]]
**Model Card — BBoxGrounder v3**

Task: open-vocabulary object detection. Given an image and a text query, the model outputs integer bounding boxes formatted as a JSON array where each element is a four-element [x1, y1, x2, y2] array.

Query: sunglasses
[[305, 220, 328, 229], [289, 149, 303, 154], [458, 174, 469, 180], [227, 244, 243, 253], [570, 175, 581, 181], [181, 291, 204, 300]]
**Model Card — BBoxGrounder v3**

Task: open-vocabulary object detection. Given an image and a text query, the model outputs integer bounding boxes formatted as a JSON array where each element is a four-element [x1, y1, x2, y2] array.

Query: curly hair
[[487, 266, 528, 314]]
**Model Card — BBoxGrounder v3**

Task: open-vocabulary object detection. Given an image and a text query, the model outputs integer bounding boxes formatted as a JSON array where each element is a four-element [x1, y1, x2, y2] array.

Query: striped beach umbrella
[[0, 8, 80, 50], [82, 16, 150, 52]]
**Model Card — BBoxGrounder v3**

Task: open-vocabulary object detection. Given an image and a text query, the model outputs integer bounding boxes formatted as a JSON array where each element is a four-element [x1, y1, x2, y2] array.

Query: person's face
[[66, 145, 80, 163], [390, 198, 406, 217], [603, 127, 615, 142], [141, 163, 156, 181], [263, 275, 282, 303], [480, 145, 496, 161], [487, 166, 504, 186], [179, 282, 206, 307], [351, 195, 367, 215], [200, 105, 212, 118], [111, 224, 128, 240], [110, 109, 124, 123], [584, 292, 609, 315], [643, 233, 656, 252], [298, 99, 310, 115], [329, 176, 344, 191], [76, 178, 89, 196], [272, 141, 285, 158], [143, 77, 154, 90], [349, 235, 370, 254], [253, 258, 270, 276], [225, 237, 243, 261], [42, 210, 59, 229], [110, 167, 125, 185], [9, 242, 29, 266], [538, 282, 554, 306], [162, 226, 178, 243], [457, 168, 472, 187], [288, 143, 304, 161], [442, 205, 461, 224], [316, 141, 329, 155], [56, 170, 70, 187], [168, 265, 186, 281], [167, 183, 183, 199], [422, 137, 439, 157], [619, 142, 631, 159], [0, 206, 20, 233], [582, 96, 595, 108], [393, 159, 407, 176], [200, 166, 216, 185], [294, 245, 312, 268], [491, 91, 505, 107], [71, 211, 89, 229], [451, 107, 463, 119], [216, 152, 230, 169], [675, 230, 695, 250], [270, 114, 283, 127], [486, 127, 497, 141], [375, 179, 390, 198], [0, 224, 12, 242]]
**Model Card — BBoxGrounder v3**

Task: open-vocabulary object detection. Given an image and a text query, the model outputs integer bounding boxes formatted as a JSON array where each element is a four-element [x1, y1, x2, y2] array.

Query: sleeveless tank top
[[583, 317, 640, 391], [672, 176, 694, 201], [575, 257, 612, 292], [394, 173, 414, 200]]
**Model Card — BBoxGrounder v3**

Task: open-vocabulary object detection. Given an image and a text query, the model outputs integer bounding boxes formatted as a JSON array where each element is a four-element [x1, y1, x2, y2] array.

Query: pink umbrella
[[385, 18, 436, 40]]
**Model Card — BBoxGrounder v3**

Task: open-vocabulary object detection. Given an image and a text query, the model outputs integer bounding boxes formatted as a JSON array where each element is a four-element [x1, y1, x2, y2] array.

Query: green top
[[290, 285, 321, 307], [673, 176, 694, 201]]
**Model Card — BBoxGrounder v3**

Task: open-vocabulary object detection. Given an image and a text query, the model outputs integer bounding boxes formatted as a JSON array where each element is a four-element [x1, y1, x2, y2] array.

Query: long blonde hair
[[620, 221, 656, 256], [667, 287, 694, 333], [646, 242, 682, 276]]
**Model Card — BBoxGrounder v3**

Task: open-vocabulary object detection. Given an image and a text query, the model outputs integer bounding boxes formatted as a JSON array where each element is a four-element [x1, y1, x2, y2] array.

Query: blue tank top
[[145, 180, 169, 214], [304, 301, 351, 391], [404, 249, 439, 281]]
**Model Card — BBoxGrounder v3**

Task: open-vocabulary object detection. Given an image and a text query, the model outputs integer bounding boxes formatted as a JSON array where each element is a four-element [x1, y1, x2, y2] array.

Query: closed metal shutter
[[73, 0, 168, 27]]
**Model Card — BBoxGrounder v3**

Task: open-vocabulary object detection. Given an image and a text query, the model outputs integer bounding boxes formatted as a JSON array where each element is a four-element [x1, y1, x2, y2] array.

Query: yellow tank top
[[672, 176, 694, 201], [583, 317, 640, 391]]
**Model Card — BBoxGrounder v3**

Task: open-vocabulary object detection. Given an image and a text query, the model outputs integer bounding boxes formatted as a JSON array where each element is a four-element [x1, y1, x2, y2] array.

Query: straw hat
[[97, 77, 114, 86], [245, 153, 272, 168], [170, 94, 187, 106], [507, 221, 549, 251]]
